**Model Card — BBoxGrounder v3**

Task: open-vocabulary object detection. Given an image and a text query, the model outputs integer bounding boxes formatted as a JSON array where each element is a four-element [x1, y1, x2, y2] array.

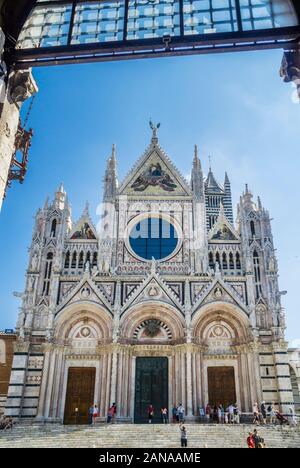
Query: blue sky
[[0, 49, 299, 344]]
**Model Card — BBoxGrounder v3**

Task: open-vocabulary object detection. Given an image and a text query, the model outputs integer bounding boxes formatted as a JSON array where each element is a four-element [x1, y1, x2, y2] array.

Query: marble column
[[186, 349, 193, 416]]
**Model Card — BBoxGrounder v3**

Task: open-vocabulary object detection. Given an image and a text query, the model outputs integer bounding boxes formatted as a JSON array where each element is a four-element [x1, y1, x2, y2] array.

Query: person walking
[[253, 402, 260, 425], [148, 404, 154, 423], [177, 403, 185, 422], [247, 432, 255, 449], [161, 407, 168, 424], [260, 401, 267, 424], [92, 404, 99, 425], [179, 424, 188, 447]]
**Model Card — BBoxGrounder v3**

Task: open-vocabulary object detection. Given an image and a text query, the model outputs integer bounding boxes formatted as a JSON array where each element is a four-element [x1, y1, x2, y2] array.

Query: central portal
[[207, 366, 236, 408], [64, 367, 96, 425], [134, 357, 168, 424]]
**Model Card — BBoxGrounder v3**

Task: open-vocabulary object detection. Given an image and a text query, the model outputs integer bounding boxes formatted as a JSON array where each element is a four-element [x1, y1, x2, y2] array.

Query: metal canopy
[[5, 0, 300, 68]]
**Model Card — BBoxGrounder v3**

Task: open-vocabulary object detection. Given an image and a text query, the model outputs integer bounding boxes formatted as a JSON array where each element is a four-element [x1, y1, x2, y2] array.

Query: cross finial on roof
[[208, 155, 212, 171]]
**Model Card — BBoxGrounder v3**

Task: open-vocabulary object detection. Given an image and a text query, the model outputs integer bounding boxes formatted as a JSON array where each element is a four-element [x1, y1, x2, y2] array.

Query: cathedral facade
[[6, 129, 294, 423]]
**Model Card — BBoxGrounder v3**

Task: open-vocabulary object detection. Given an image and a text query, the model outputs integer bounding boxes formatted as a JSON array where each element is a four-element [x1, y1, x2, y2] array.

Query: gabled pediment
[[55, 275, 112, 316], [209, 204, 240, 242], [119, 141, 192, 197], [191, 277, 248, 315], [121, 270, 183, 315], [69, 204, 97, 241]]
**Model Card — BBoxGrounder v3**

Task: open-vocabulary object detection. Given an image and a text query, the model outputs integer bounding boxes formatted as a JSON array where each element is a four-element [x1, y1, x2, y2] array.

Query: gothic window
[[215, 252, 220, 268], [92, 252, 98, 267], [50, 219, 57, 237], [42, 252, 53, 296], [71, 251, 77, 269], [250, 220, 255, 237], [78, 251, 84, 268], [85, 251, 91, 267], [253, 250, 262, 299], [64, 251, 70, 269], [209, 252, 214, 269], [229, 252, 234, 269], [236, 252, 241, 270], [222, 252, 228, 270]]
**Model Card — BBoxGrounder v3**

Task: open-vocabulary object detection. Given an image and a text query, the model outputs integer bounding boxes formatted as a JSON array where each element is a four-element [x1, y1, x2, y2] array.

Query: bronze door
[[134, 357, 168, 424], [207, 366, 236, 408], [63, 367, 96, 425]]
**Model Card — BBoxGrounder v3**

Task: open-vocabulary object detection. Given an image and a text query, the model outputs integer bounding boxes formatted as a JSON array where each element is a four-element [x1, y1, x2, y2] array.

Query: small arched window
[[92, 252, 98, 267], [250, 220, 255, 237], [78, 251, 84, 268], [236, 252, 241, 270], [209, 252, 214, 268], [71, 251, 77, 269], [64, 251, 70, 269], [229, 252, 234, 269], [222, 252, 228, 270], [50, 219, 57, 237], [215, 252, 220, 268]]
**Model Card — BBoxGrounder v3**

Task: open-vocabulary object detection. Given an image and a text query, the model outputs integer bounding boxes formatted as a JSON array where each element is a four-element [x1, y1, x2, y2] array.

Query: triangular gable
[[69, 205, 97, 241], [55, 275, 112, 316], [119, 141, 192, 197], [191, 277, 248, 315], [121, 271, 183, 315], [208, 204, 240, 242]]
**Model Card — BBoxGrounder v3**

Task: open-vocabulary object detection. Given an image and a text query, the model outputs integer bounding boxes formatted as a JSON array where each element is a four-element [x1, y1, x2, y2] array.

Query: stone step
[[0, 423, 299, 448]]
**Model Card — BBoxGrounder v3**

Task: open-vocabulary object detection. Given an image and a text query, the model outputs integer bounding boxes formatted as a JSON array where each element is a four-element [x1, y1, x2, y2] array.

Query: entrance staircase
[[0, 423, 299, 448]]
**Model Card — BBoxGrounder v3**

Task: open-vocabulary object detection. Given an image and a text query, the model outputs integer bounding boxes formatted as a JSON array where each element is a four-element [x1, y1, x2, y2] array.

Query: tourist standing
[[205, 403, 211, 423], [172, 405, 178, 423], [107, 406, 114, 423], [177, 403, 185, 422], [217, 405, 222, 424], [228, 403, 234, 423], [148, 404, 154, 423], [234, 403, 240, 424], [88, 405, 93, 425], [161, 407, 168, 424], [112, 402, 117, 422], [179, 424, 188, 447], [92, 404, 99, 425]]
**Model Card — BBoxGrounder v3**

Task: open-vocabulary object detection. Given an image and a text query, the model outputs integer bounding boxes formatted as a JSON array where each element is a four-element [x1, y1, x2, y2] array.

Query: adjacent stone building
[[6, 129, 295, 423], [0, 331, 17, 415]]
